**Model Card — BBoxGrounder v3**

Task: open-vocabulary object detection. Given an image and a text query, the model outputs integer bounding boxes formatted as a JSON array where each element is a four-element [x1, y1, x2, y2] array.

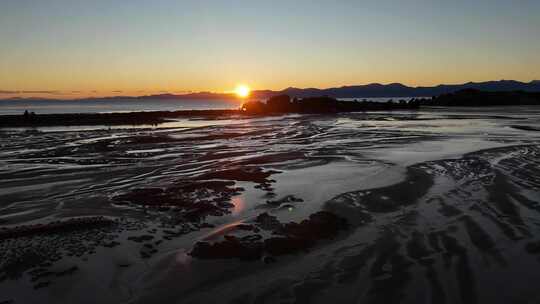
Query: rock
[[190, 236, 263, 260], [0, 217, 115, 241], [267, 195, 304, 206], [55, 266, 78, 277], [264, 237, 312, 255], [33, 281, 51, 289], [263, 256, 276, 264], [236, 224, 256, 231], [191, 211, 348, 261], [525, 241, 540, 254], [276, 211, 348, 240], [254, 213, 282, 231], [127, 235, 154, 242], [102, 241, 120, 248]]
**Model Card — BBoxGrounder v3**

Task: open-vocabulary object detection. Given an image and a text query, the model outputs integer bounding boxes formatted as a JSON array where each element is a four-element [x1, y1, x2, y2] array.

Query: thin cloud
[[22, 90, 59, 94], [0, 90, 60, 94]]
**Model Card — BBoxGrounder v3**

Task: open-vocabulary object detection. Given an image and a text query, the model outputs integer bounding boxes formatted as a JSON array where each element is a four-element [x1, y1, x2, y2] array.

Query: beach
[[1, 106, 540, 303]]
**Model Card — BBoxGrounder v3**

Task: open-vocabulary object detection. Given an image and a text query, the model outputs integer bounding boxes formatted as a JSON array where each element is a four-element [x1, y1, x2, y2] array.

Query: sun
[[235, 85, 250, 98]]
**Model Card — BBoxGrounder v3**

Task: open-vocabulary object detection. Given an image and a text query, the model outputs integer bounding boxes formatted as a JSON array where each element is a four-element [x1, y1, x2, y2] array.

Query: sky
[[1, 0, 539, 99]]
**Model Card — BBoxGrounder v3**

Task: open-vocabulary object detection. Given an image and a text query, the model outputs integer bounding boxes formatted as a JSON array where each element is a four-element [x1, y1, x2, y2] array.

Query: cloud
[[0, 90, 60, 94], [28, 90, 61, 94]]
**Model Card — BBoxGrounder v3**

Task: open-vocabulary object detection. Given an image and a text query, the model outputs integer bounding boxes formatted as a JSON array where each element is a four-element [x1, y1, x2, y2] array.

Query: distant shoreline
[[2, 90, 540, 128], [0, 96, 423, 128]]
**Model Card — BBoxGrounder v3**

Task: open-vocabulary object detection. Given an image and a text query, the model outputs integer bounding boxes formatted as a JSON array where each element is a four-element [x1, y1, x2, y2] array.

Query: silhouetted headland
[[241, 95, 418, 114], [258, 79, 540, 99], [419, 89, 540, 106]]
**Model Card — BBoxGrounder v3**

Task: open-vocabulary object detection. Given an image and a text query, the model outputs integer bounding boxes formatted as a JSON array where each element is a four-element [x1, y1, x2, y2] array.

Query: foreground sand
[[1, 107, 540, 304]]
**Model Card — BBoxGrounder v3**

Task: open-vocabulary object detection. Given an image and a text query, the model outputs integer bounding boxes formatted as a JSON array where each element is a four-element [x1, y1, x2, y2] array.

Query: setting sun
[[235, 85, 250, 98]]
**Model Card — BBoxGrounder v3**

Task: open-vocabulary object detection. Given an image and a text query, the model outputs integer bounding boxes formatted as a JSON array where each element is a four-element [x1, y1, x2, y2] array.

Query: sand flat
[[1, 107, 540, 304]]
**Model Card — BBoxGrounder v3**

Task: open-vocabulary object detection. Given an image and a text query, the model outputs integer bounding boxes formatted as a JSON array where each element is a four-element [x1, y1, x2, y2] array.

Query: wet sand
[[1, 107, 540, 303]]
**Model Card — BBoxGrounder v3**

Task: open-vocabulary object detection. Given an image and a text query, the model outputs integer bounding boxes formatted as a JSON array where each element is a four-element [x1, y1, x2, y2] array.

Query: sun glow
[[235, 85, 250, 98]]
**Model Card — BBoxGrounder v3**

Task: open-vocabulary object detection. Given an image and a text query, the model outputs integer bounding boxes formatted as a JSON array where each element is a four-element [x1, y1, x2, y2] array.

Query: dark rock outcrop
[[190, 211, 348, 260], [242, 95, 419, 115]]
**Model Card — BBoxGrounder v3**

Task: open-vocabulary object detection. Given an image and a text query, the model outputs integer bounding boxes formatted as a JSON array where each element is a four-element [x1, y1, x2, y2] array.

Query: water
[[0, 98, 241, 115]]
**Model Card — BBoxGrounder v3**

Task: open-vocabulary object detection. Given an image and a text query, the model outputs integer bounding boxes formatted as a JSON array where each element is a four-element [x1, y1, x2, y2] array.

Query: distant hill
[[140, 80, 540, 100], [91, 92, 237, 101], [2, 80, 540, 102], [252, 80, 540, 99]]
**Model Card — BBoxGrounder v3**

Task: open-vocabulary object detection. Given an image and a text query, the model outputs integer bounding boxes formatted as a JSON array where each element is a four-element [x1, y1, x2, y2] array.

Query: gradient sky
[[1, 0, 539, 98]]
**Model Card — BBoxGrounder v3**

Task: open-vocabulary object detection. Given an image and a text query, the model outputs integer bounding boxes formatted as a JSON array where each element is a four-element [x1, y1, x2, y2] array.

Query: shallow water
[[0, 98, 240, 115], [1, 106, 540, 304]]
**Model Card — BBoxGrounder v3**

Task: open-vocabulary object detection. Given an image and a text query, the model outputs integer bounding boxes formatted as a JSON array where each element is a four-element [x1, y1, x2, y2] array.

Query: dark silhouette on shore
[[241, 95, 418, 114], [418, 89, 540, 106]]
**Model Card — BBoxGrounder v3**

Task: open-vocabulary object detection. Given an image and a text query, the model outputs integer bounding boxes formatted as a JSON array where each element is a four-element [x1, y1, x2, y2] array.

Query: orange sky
[[1, 1, 539, 99]]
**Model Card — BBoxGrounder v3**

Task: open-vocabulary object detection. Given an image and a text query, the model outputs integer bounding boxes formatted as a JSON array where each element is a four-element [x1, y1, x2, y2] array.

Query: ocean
[[0, 98, 241, 115]]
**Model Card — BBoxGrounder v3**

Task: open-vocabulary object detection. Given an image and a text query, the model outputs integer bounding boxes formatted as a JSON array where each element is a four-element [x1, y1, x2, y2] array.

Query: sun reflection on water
[[231, 196, 245, 215]]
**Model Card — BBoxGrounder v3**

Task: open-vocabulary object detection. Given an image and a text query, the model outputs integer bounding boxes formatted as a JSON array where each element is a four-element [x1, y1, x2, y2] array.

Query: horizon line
[[1, 79, 540, 101]]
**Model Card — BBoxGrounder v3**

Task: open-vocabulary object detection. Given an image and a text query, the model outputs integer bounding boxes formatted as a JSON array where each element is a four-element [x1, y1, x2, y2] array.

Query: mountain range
[[2, 80, 540, 101], [106, 80, 540, 100], [253, 80, 540, 99]]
